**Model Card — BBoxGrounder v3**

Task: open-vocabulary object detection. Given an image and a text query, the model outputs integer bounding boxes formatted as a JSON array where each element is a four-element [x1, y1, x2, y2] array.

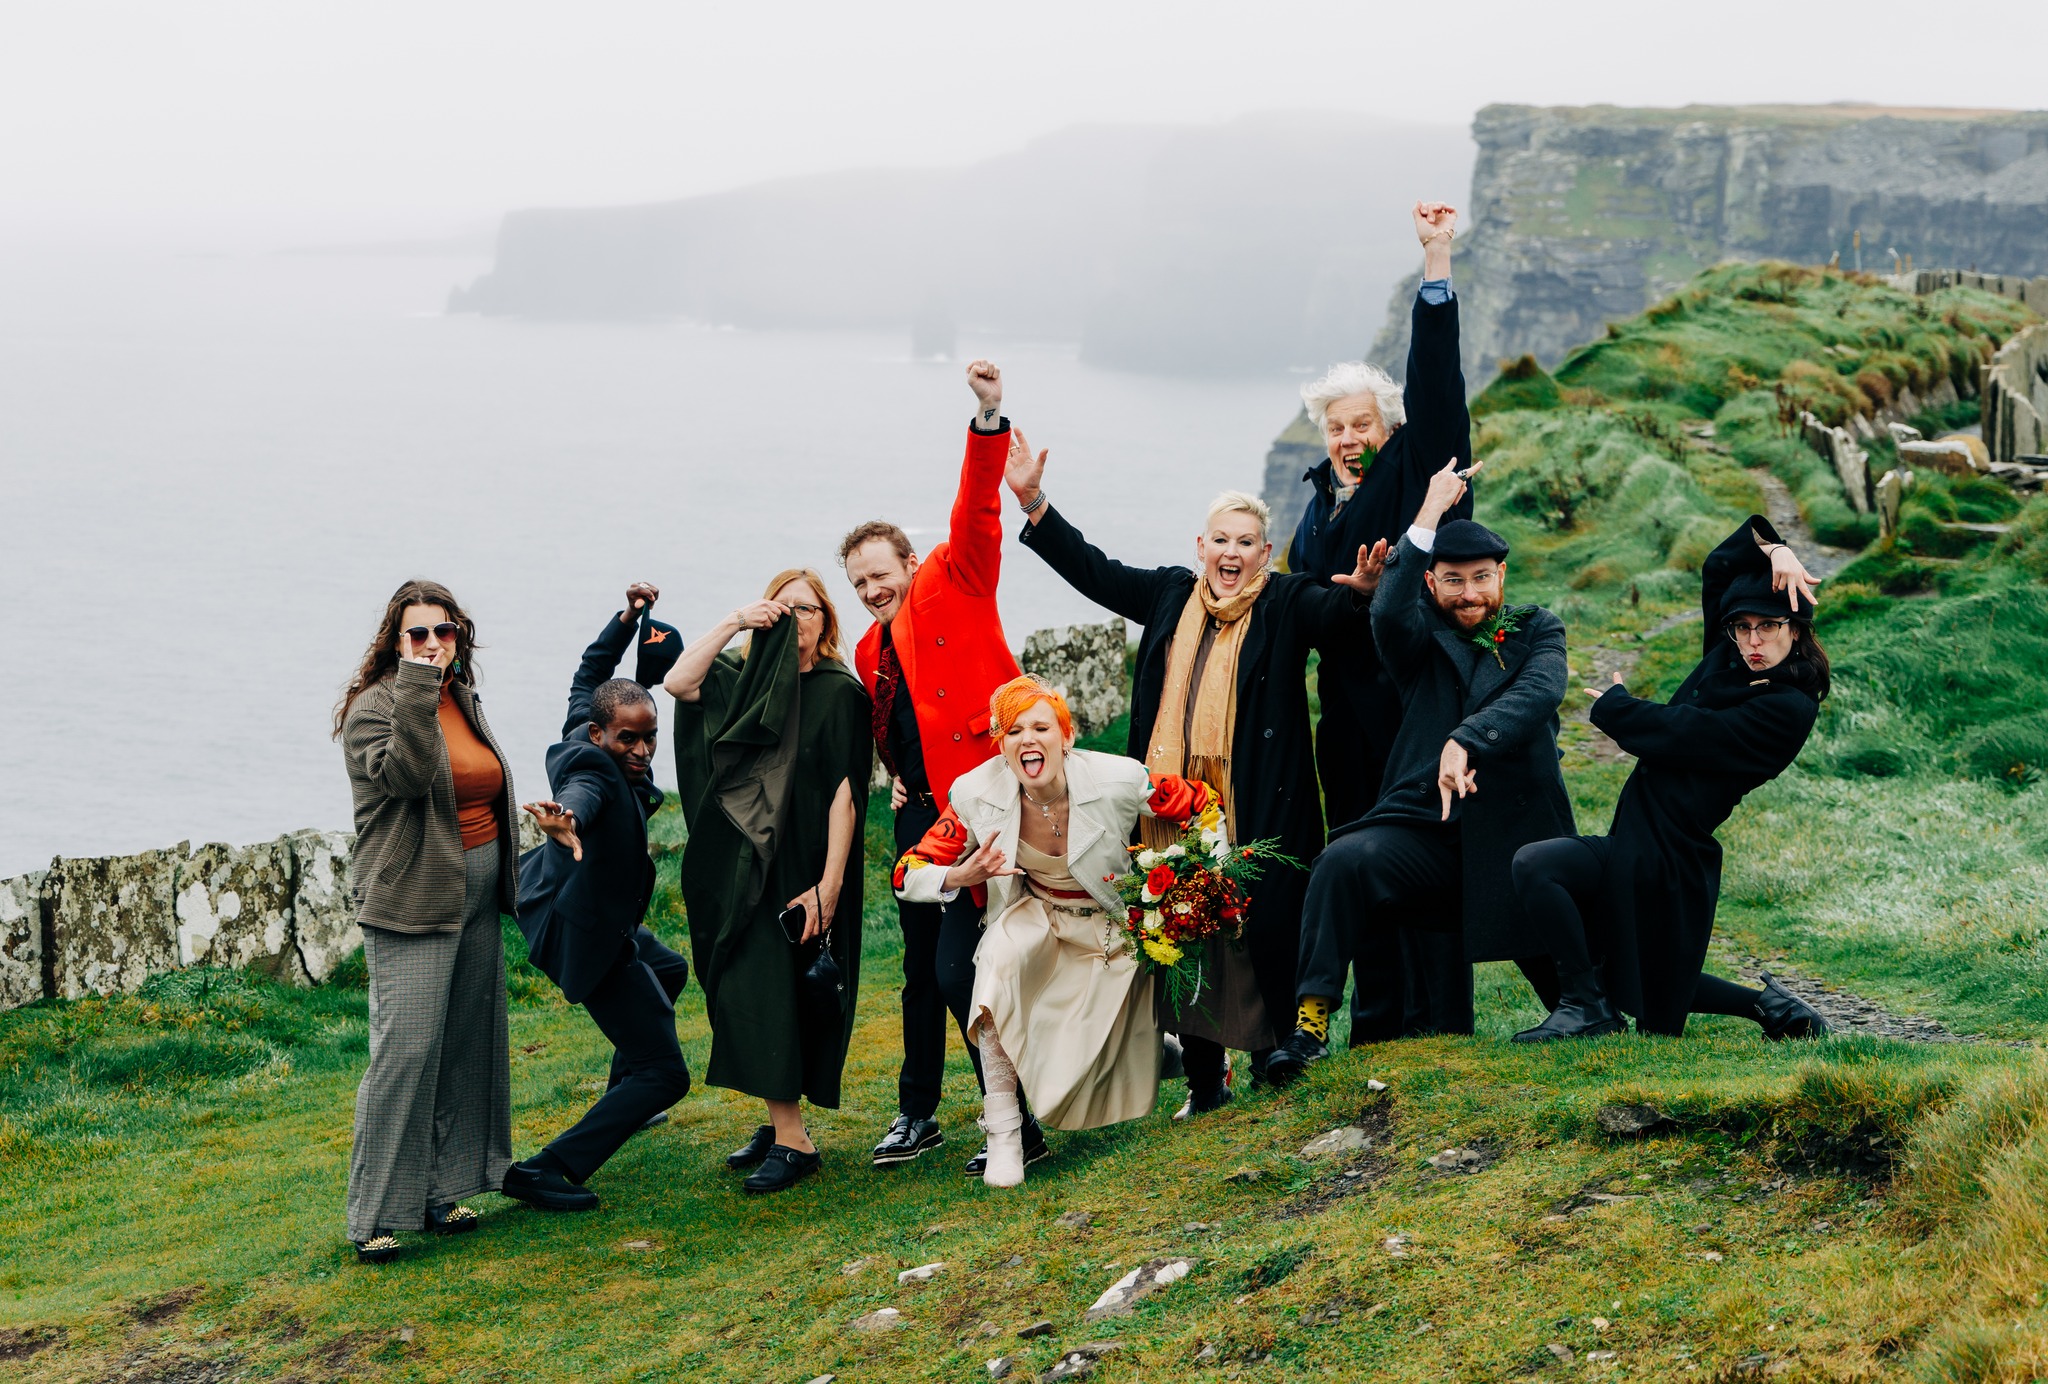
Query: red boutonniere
[[1468, 605, 1531, 670]]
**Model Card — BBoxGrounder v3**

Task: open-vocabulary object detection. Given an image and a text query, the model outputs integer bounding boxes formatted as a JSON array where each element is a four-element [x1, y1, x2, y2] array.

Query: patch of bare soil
[[0, 1326, 64, 1363], [1279, 1097, 1398, 1220], [131, 1288, 202, 1327]]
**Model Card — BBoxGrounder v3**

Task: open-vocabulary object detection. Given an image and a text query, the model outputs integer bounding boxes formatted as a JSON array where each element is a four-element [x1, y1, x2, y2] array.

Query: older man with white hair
[[1287, 201, 1475, 1051]]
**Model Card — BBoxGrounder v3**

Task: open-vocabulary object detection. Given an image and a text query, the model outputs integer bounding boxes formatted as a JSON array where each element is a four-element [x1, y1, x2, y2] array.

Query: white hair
[[1302, 360, 1405, 435], [1205, 489, 1272, 541]]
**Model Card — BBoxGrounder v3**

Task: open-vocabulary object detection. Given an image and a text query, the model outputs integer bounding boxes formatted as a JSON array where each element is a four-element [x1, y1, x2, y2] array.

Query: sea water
[[0, 247, 1304, 875]]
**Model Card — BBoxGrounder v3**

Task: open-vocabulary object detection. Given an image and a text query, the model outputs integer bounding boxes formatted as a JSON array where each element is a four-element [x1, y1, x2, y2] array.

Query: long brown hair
[[332, 579, 480, 738], [744, 568, 846, 666], [1788, 619, 1832, 701]]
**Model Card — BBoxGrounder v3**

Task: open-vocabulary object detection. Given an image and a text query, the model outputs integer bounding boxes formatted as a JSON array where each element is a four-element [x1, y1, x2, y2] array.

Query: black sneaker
[[964, 1118, 1049, 1177], [500, 1160, 599, 1212], [871, 1113, 944, 1167], [1262, 1029, 1329, 1087], [743, 1145, 821, 1195], [728, 1123, 776, 1170]]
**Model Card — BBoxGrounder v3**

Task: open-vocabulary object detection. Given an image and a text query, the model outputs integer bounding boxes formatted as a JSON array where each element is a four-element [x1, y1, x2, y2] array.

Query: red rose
[[1145, 864, 1177, 896]]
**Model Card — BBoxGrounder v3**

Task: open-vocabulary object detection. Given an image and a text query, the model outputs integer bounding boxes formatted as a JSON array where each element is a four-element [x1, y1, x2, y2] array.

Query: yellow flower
[[1142, 938, 1184, 967]]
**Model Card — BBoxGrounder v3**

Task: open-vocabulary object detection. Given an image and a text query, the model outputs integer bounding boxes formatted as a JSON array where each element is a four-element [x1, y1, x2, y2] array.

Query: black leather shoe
[[500, 1161, 599, 1212], [1755, 973, 1829, 1041], [728, 1123, 776, 1169], [871, 1114, 944, 1167], [636, 1109, 670, 1133], [743, 1145, 821, 1194], [422, 1203, 478, 1234], [1262, 1029, 1329, 1086], [963, 1118, 1048, 1177], [1512, 997, 1626, 1043]]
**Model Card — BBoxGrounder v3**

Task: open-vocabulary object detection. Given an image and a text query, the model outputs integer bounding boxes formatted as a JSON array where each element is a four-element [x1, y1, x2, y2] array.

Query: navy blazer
[[515, 611, 681, 1005]]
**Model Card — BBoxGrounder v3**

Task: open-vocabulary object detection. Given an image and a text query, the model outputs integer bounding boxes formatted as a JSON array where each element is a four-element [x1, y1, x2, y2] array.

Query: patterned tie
[[870, 638, 901, 779]]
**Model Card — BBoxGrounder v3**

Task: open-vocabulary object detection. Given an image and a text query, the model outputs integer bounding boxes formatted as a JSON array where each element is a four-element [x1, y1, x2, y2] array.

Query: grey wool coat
[[342, 658, 518, 933], [1341, 534, 1574, 961]]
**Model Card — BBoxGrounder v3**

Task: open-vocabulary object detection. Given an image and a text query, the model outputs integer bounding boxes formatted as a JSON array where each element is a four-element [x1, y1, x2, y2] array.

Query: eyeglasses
[[1724, 618, 1791, 642], [401, 623, 460, 645], [1431, 571, 1498, 594], [788, 603, 824, 622]]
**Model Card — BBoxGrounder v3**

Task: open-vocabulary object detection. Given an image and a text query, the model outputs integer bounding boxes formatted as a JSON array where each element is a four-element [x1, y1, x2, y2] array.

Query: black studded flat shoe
[[742, 1145, 821, 1195], [354, 1233, 401, 1264], [727, 1123, 776, 1170], [422, 1203, 478, 1235]]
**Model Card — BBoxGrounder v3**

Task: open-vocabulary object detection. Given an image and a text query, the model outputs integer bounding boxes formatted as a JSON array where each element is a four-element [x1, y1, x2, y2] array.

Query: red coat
[[854, 424, 1023, 800]]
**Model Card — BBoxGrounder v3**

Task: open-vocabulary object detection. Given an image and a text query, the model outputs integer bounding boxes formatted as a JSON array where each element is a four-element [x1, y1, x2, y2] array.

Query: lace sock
[[1296, 996, 1332, 1042], [981, 1030, 1020, 1098]]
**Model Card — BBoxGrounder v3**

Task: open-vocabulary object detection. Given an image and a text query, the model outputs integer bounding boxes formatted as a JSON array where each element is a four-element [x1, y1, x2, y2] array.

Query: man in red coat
[[840, 359, 1035, 1176]]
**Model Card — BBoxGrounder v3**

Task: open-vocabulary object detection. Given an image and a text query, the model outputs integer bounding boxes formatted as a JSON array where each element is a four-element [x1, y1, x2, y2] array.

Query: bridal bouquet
[[1113, 815, 1298, 1011]]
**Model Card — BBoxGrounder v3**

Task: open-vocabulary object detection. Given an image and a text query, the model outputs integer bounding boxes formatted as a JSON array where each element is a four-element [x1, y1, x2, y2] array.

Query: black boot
[[1755, 973, 1829, 1041], [1512, 970, 1625, 1043]]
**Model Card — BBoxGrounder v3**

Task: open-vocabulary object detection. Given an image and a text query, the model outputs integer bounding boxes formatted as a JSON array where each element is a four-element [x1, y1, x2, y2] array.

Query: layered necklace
[[1021, 780, 1070, 839]]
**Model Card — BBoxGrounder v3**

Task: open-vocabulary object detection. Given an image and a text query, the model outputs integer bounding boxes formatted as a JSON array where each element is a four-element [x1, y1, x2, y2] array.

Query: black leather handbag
[[791, 888, 846, 1019]]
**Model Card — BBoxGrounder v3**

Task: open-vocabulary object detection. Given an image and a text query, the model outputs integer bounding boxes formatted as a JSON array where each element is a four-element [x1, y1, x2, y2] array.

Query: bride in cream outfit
[[895, 675, 1221, 1187]]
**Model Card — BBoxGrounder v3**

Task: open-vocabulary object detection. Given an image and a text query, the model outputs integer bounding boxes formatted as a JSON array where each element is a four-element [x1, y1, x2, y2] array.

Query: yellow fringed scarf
[[1141, 568, 1268, 847]]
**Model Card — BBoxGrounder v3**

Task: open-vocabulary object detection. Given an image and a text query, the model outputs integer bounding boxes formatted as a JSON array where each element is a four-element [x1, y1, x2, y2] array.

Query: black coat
[[1344, 534, 1574, 961], [1019, 504, 1368, 1024], [1288, 291, 1475, 824], [1584, 517, 1822, 1035], [515, 612, 680, 1005]]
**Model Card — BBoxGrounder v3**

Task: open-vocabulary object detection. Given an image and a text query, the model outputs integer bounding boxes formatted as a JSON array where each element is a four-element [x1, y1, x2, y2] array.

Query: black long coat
[[1343, 534, 1575, 961], [515, 612, 681, 1005], [1288, 291, 1474, 822], [1019, 505, 1367, 1030], [1584, 517, 1821, 1036]]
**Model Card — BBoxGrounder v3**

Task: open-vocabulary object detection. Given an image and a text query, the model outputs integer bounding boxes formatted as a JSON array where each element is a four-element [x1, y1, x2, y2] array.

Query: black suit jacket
[[1342, 535, 1574, 960], [515, 611, 681, 1005]]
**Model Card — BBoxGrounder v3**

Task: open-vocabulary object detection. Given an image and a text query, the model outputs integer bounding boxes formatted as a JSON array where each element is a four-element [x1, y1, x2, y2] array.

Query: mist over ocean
[[0, 247, 1319, 876]]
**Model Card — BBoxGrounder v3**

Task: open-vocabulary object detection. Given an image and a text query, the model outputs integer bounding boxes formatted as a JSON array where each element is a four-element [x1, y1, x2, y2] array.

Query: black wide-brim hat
[[1432, 519, 1510, 563], [1718, 570, 1814, 623]]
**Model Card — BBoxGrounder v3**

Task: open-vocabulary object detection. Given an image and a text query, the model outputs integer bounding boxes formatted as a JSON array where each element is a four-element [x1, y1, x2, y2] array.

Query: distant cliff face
[[1435, 104, 2048, 379]]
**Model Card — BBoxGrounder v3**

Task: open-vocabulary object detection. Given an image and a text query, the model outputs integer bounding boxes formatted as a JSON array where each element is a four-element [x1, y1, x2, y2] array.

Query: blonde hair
[[745, 568, 846, 665], [1204, 490, 1272, 542]]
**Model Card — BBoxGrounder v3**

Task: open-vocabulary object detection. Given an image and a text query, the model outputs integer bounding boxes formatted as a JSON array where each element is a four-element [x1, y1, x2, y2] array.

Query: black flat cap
[[1719, 571, 1813, 623], [634, 617, 685, 687], [1431, 519, 1510, 563]]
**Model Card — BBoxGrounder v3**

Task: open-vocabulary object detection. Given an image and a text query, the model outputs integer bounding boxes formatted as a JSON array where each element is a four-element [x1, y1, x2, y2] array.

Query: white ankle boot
[[980, 1091, 1026, 1188]]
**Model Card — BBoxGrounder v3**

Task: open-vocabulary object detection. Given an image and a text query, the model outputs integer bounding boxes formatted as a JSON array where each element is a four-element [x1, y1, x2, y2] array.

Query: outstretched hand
[[1333, 538, 1390, 594], [1006, 427, 1048, 505], [1437, 737, 1477, 821], [944, 836, 1021, 892], [1584, 670, 1625, 701], [1768, 544, 1821, 611], [524, 801, 582, 862]]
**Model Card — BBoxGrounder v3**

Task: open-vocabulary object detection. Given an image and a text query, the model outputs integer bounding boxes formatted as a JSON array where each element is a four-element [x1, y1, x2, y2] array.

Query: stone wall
[[1890, 270, 2048, 319], [1019, 618, 1130, 739], [1984, 323, 2048, 464]]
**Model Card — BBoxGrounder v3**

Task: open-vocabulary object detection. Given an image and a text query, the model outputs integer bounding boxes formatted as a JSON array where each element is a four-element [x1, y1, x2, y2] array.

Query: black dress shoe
[[963, 1118, 1049, 1177], [743, 1145, 821, 1194], [1512, 997, 1626, 1043], [501, 1161, 599, 1212], [728, 1123, 777, 1169], [871, 1114, 944, 1167], [1755, 973, 1830, 1041], [636, 1109, 670, 1133], [422, 1203, 478, 1234], [1262, 1029, 1329, 1086]]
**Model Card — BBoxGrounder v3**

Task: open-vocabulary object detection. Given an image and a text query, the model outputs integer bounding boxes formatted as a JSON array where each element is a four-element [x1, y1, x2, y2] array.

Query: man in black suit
[[504, 583, 691, 1211], [1267, 463, 1571, 1081]]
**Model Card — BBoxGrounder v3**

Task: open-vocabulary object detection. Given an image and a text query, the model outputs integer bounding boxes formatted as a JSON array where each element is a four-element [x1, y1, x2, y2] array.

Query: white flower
[[1140, 884, 1158, 904], [1143, 909, 1161, 931], [1136, 849, 1159, 869], [1165, 844, 1187, 859], [1211, 838, 1230, 860]]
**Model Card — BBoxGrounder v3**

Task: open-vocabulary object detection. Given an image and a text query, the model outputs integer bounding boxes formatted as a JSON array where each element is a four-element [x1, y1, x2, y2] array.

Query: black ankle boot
[[1512, 970, 1625, 1043], [1754, 973, 1829, 1041]]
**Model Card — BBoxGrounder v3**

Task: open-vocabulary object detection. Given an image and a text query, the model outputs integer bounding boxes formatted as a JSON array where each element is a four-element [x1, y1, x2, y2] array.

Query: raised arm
[[1399, 201, 1472, 499], [663, 600, 788, 704], [1012, 437, 1183, 627], [563, 583, 655, 736], [944, 359, 1013, 598], [1591, 682, 1817, 777], [1371, 460, 1472, 677], [343, 654, 443, 801]]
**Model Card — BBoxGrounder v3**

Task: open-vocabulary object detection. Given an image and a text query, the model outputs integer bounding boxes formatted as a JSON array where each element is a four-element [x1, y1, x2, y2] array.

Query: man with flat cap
[[1266, 461, 1571, 1080]]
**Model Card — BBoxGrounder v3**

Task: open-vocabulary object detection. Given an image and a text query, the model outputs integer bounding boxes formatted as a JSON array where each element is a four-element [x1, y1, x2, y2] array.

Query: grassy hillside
[[4, 263, 2048, 1383]]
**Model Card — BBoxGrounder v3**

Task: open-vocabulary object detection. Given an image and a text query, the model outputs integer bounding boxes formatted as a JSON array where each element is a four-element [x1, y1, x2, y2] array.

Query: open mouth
[[1216, 559, 1243, 585], [1019, 749, 1046, 778]]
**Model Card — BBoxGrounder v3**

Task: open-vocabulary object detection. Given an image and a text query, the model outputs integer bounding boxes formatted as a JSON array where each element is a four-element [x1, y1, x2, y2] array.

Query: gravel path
[[1723, 952, 2027, 1046]]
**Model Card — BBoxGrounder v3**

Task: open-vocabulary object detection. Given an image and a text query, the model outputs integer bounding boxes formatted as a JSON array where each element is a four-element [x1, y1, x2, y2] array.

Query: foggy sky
[[6, 0, 2044, 248]]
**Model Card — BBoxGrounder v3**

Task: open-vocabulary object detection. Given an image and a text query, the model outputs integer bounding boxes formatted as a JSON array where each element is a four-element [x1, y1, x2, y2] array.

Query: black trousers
[[895, 796, 985, 1120], [1297, 821, 1559, 1016], [545, 941, 692, 1182], [608, 926, 688, 1086]]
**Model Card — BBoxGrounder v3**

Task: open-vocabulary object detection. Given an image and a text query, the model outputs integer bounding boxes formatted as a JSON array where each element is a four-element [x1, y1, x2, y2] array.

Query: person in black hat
[[1509, 519, 1832, 1041], [505, 582, 693, 1212], [1267, 461, 1574, 1082]]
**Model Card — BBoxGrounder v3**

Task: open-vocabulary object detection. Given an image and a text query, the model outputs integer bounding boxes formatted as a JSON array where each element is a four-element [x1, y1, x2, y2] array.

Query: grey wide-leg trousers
[[346, 840, 512, 1242]]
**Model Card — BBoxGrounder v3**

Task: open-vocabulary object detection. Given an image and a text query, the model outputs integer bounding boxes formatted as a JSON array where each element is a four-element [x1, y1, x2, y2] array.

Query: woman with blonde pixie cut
[[895, 675, 1220, 1186], [666, 567, 871, 1194], [1008, 429, 1385, 1116]]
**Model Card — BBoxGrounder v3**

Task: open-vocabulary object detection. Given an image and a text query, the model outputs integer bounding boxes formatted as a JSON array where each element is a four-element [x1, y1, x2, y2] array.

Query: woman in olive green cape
[[667, 570, 870, 1191]]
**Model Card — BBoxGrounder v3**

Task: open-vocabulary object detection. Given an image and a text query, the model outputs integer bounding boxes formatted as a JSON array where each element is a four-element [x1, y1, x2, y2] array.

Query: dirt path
[[1749, 467, 1852, 579], [1720, 950, 2027, 1046]]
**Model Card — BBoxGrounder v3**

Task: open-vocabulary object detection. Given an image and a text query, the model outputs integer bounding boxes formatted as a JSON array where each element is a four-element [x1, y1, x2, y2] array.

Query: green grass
[[7, 263, 2048, 1381]]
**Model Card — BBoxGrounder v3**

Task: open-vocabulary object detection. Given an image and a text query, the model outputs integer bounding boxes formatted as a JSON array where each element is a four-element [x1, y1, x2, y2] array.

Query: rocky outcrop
[[1019, 619, 1129, 738], [284, 829, 359, 984], [1985, 323, 2048, 463], [175, 839, 302, 982], [44, 846, 184, 1000], [0, 871, 44, 1010]]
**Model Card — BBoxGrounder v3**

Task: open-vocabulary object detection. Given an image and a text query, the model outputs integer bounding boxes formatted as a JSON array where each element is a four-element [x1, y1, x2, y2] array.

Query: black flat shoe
[[354, 1233, 401, 1264], [1262, 1029, 1329, 1086], [1512, 996, 1626, 1043], [637, 1109, 670, 1133], [743, 1145, 821, 1194], [964, 1119, 1049, 1177], [727, 1124, 776, 1170], [422, 1203, 478, 1234], [1755, 973, 1830, 1041], [501, 1161, 599, 1212], [871, 1113, 944, 1167]]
